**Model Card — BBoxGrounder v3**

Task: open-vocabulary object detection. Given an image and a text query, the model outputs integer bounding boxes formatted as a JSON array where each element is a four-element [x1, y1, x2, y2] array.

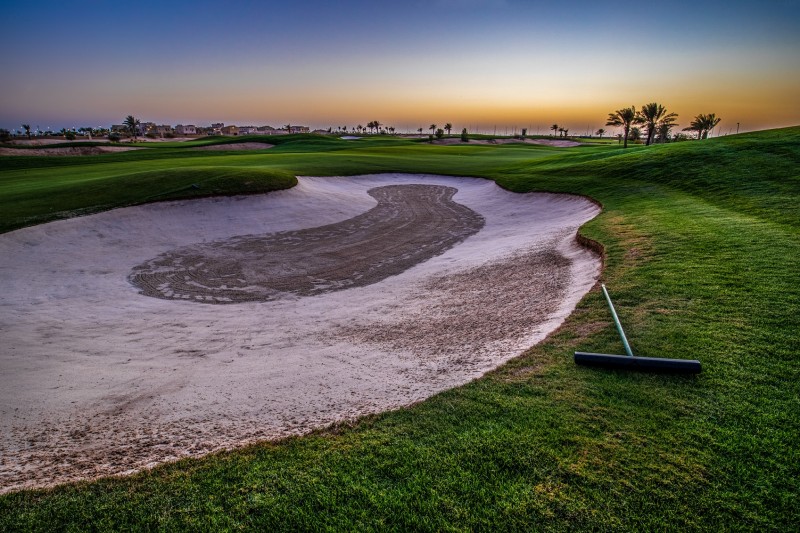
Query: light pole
[[736, 122, 740, 134]]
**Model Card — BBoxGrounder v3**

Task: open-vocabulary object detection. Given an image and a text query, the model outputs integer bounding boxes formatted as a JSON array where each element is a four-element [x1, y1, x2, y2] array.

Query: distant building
[[140, 122, 157, 136], [238, 125, 259, 135], [256, 126, 280, 135], [110, 121, 307, 137], [174, 124, 197, 135]]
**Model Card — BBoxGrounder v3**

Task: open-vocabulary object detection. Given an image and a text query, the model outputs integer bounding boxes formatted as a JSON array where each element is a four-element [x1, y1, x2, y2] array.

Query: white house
[[256, 126, 280, 135], [175, 124, 196, 135]]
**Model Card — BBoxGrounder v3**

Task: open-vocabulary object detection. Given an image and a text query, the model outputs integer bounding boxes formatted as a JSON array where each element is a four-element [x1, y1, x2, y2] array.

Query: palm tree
[[655, 113, 679, 143], [444, 123, 453, 135], [417, 127, 423, 136], [557, 127, 565, 138], [388, 126, 395, 135], [656, 121, 674, 143], [683, 115, 702, 139], [705, 114, 721, 138], [637, 102, 678, 146], [123, 115, 140, 141], [563, 128, 570, 138], [357, 124, 363, 134], [550, 124, 559, 137], [683, 113, 721, 139], [595, 128, 606, 139], [606, 106, 637, 148], [429, 124, 437, 135], [284, 124, 292, 134], [21, 124, 31, 140], [373, 121, 382, 134]]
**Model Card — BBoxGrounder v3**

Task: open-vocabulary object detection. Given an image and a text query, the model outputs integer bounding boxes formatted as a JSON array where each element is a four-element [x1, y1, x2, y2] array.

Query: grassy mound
[[0, 167, 296, 233], [1, 127, 798, 530], [186, 133, 355, 149], [498, 126, 799, 226]]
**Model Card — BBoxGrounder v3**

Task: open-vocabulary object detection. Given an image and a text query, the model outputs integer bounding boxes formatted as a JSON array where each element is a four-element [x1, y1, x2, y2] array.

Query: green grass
[[0, 166, 296, 232], [0, 137, 570, 233], [1, 128, 798, 531]]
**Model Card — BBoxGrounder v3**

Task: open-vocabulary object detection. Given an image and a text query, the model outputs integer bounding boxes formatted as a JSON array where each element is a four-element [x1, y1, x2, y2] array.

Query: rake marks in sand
[[130, 185, 485, 303]]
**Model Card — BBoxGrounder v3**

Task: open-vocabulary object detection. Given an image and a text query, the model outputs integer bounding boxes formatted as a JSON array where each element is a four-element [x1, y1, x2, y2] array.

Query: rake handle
[[601, 284, 634, 357]]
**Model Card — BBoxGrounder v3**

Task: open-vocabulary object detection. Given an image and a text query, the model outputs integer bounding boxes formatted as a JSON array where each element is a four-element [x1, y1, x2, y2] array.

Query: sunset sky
[[1, 0, 798, 135]]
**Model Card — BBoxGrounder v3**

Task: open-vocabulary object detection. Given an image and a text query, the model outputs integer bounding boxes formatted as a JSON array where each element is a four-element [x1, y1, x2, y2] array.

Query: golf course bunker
[[0, 174, 600, 493], [130, 185, 485, 303]]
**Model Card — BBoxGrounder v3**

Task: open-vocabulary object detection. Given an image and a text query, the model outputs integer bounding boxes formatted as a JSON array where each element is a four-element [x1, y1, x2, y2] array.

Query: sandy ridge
[[0, 145, 141, 156]]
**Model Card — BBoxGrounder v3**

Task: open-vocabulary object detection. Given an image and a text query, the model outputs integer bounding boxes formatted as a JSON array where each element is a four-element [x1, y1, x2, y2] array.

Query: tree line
[[605, 104, 721, 148], [4, 112, 724, 146]]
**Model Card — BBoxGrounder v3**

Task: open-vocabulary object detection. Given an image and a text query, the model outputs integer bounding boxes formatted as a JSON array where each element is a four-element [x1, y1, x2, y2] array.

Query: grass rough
[[1, 128, 798, 531]]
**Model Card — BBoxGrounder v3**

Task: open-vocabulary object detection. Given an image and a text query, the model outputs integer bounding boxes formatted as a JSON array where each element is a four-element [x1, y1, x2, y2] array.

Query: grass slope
[[1, 128, 798, 531], [0, 166, 296, 232], [0, 139, 566, 233]]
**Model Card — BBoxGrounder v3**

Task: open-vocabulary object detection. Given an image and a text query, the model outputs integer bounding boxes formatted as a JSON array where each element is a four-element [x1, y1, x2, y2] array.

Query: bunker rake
[[574, 284, 702, 374]]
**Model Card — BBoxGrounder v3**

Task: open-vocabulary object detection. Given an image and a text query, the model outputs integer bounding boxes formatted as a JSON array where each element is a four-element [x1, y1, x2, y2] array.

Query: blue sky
[[1, 0, 798, 133]]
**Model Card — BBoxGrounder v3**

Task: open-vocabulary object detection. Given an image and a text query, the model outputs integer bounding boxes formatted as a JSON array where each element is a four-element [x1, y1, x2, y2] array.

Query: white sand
[[0, 174, 600, 493]]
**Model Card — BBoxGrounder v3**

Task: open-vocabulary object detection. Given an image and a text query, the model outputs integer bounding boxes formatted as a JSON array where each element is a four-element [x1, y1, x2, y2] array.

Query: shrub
[[64, 131, 76, 141], [461, 128, 469, 142], [435, 128, 444, 139], [108, 132, 121, 143]]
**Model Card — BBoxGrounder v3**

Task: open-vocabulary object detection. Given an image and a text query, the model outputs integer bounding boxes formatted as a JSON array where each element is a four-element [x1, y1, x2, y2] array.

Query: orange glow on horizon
[[2, 2, 799, 134]]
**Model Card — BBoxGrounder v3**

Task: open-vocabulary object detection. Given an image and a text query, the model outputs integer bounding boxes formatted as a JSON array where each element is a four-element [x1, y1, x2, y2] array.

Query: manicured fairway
[[1, 129, 798, 530]]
